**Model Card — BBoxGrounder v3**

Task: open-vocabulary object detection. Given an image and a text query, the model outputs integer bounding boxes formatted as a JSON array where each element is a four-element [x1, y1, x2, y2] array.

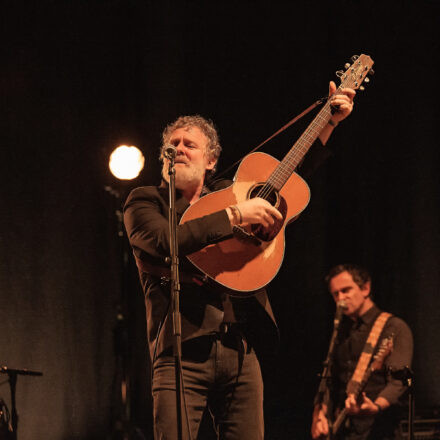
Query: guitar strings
[[255, 100, 333, 201], [262, 58, 370, 200], [269, 88, 340, 191], [255, 95, 335, 200]]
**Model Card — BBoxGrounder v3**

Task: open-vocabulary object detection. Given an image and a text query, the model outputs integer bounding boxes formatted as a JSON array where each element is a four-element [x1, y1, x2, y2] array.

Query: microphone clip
[[163, 144, 177, 160]]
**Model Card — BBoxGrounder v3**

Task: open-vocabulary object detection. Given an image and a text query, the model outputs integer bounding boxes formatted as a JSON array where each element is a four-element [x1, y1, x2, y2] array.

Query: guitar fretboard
[[267, 101, 333, 192], [256, 54, 373, 198]]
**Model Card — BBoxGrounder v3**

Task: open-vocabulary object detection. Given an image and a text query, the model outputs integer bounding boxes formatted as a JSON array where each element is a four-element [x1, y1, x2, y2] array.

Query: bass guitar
[[181, 54, 374, 293], [330, 335, 394, 438]]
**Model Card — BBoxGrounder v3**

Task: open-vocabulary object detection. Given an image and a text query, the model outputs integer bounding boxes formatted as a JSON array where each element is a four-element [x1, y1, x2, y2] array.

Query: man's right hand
[[227, 197, 283, 227]]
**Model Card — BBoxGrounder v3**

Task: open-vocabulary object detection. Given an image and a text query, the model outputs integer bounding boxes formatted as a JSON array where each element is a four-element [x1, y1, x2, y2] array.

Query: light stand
[[105, 186, 146, 440]]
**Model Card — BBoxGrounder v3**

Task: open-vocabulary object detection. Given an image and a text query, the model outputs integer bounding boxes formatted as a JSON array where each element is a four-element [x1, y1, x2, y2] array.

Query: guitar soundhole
[[248, 183, 287, 242]]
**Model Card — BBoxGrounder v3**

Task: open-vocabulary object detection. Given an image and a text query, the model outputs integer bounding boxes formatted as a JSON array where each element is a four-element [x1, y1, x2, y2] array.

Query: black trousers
[[340, 412, 403, 440], [152, 328, 264, 440]]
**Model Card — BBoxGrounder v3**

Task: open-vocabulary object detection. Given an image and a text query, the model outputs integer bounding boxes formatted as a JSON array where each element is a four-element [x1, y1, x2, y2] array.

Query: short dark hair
[[325, 263, 371, 289]]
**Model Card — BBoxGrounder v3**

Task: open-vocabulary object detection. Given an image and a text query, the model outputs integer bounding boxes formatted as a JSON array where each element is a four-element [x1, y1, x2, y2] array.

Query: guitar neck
[[267, 99, 333, 191], [331, 407, 347, 437], [265, 54, 373, 193], [332, 336, 393, 438], [332, 365, 375, 437]]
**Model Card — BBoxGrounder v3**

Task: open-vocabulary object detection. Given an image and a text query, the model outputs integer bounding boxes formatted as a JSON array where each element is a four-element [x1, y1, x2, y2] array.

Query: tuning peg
[[336, 70, 344, 78], [364, 77, 370, 83], [351, 55, 359, 62], [369, 68, 375, 75], [344, 63, 351, 69], [359, 86, 365, 91]]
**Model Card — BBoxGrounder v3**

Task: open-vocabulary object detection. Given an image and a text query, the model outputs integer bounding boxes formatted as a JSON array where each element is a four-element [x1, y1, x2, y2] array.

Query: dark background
[[1, 1, 439, 439]]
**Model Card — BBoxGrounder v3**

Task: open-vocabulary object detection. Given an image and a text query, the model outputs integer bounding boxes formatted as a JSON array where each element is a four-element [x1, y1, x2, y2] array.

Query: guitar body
[[180, 152, 310, 293]]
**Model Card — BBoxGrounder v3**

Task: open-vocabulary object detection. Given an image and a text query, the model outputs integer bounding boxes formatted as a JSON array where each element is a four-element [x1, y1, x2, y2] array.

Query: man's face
[[161, 126, 216, 190], [328, 271, 371, 318]]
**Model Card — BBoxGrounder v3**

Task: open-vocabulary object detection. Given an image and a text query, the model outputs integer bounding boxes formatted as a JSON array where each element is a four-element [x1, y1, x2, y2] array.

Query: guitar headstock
[[371, 335, 394, 371], [336, 54, 374, 91]]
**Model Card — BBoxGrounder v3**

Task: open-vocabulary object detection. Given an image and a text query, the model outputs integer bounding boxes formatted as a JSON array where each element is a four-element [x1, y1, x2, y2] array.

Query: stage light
[[109, 145, 145, 180]]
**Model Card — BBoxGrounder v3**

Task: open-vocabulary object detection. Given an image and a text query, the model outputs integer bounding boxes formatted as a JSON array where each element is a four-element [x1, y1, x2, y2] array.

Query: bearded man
[[124, 83, 355, 440]]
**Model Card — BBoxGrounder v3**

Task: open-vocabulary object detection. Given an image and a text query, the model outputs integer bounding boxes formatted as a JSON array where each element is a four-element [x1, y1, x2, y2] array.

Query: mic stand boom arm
[[0, 366, 43, 440]]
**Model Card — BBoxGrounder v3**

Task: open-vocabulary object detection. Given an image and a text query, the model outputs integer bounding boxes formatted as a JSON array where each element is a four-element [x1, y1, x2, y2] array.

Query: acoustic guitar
[[181, 54, 374, 293]]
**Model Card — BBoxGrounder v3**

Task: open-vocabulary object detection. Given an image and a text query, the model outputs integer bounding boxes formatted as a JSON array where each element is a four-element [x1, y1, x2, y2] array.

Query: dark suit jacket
[[123, 142, 332, 362]]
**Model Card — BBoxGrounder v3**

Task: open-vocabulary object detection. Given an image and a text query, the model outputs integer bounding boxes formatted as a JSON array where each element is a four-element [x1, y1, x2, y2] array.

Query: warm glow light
[[109, 145, 145, 180]]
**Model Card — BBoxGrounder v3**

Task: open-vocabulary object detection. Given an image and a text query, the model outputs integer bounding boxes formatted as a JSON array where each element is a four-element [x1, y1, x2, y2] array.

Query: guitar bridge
[[232, 225, 262, 246]]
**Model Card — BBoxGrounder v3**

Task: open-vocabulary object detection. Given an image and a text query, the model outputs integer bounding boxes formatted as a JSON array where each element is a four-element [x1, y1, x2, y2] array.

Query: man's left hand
[[328, 81, 356, 124], [345, 392, 379, 416]]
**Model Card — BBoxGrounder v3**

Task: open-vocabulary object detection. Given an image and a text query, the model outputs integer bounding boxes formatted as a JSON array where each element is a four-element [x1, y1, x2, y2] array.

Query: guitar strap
[[346, 312, 392, 396], [213, 96, 328, 181]]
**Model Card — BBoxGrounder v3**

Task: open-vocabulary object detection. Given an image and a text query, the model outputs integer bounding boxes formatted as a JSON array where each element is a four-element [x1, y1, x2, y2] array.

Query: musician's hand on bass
[[227, 198, 283, 228], [345, 392, 383, 416], [311, 406, 329, 439]]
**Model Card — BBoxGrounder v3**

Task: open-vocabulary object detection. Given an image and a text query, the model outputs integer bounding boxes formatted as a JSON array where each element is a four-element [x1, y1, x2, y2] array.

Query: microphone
[[334, 300, 347, 327], [163, 144, 177, 159]]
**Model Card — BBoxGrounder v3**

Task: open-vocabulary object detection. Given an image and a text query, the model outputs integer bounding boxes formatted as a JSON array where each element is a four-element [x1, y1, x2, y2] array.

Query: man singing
[[311, 264, 413, 440], [124, 82, 355, 439]]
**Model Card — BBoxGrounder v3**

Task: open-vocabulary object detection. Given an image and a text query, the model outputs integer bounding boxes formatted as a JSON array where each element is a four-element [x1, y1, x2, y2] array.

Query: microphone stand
[[167, 156, 184, 440], [316, 306, 344, 434], [0, 366, 43, 440]]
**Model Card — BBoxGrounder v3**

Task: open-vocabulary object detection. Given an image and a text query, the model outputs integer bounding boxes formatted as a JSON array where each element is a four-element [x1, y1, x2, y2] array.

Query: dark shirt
[[331, 304, 413, 438]]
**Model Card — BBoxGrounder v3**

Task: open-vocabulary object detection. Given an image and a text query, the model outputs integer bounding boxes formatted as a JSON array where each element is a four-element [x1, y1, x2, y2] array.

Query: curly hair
[[325, 263, 372, 289], [160, 115, 222, 178]]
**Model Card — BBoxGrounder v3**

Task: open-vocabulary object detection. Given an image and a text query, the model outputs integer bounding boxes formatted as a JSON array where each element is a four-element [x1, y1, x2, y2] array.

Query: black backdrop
[[1, 1, 439, 439]]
